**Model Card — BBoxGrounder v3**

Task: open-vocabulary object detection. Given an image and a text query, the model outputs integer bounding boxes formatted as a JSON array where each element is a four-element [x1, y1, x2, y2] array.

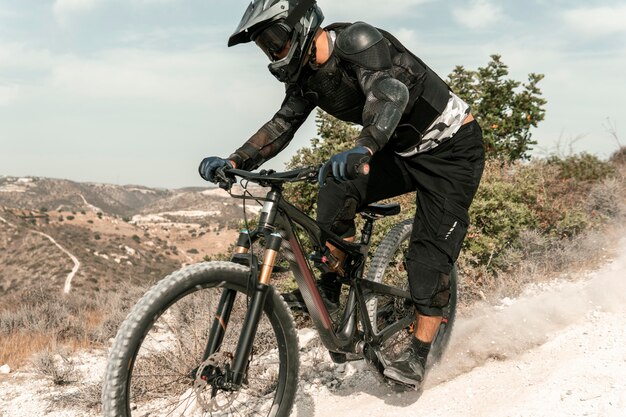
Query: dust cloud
[[426, 237, 626, 388]]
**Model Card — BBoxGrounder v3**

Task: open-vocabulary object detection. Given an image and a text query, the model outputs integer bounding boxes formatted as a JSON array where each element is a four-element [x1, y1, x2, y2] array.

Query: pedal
[[328, 351, 347, 364], [383, 368, 423, 392], [281, 290, 308, 312], [384, 376, 420, 392]]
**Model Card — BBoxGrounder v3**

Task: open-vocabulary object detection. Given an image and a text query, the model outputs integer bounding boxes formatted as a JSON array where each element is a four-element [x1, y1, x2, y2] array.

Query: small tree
[[447, 54, 546, 162]]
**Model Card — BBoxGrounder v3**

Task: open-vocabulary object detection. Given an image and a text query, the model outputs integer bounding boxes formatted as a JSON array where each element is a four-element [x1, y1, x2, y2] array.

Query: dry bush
[[47, 381, 103, 413], [474, 227, 618, 304], [0, 280, 151, 369], [456, 254, 498, 309], [32, 347, 78, 386], [88, 282, 152, 343], [586, 177, 624, 218]]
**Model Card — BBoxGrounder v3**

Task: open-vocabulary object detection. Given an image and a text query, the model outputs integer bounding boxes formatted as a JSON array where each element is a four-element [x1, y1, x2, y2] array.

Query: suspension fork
[[202, 230, 255, 360], [229, 232, 283, 386]]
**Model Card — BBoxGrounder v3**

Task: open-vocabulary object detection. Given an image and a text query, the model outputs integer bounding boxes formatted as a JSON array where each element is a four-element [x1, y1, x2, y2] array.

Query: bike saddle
[[361, 203, 401, 217]]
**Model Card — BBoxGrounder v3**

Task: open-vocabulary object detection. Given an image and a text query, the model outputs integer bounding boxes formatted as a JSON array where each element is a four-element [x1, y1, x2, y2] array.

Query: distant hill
[[0, 176, 264, 301]]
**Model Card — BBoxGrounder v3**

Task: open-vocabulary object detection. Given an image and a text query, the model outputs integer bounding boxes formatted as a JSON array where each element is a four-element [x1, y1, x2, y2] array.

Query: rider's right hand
[[198, 157, 233, 182]]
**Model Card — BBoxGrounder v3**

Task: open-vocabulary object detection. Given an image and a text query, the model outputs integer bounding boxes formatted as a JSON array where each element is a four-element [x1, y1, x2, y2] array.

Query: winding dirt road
[[0, 214, 80, 294]]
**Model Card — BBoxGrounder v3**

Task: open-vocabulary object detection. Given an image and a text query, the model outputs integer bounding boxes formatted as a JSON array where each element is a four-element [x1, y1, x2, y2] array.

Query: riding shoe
[[383, 337, 430, 388]]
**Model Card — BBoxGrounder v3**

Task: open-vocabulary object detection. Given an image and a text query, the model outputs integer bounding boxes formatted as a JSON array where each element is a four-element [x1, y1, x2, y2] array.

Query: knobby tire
[[102, 261, 299, 417], [365, 219, 458, 367]]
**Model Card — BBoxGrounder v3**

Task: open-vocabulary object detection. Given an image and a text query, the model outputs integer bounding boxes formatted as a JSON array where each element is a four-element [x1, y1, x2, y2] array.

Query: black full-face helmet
[[228, 0, 324, 83]]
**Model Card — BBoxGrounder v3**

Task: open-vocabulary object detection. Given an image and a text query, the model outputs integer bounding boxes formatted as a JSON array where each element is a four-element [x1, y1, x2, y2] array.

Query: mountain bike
[[102, 165, 457, 417]]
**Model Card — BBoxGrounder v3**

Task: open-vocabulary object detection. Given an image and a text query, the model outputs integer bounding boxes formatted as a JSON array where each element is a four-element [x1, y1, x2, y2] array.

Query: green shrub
[[547, 152, 615, 182], [465, 162, 540, 269]]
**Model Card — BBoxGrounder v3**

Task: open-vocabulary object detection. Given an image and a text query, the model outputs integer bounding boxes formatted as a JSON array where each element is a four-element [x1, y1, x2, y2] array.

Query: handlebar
[[214, 161, 370, 191], [214, 165, 321, 190]]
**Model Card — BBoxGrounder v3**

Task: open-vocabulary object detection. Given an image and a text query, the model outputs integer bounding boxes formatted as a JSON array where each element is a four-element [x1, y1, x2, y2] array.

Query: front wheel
[[102, 262, 299, 417], [365, 219, 458, 367]]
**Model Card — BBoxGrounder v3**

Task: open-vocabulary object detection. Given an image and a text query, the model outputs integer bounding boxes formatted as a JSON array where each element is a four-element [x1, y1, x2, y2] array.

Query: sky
[[0, 0, 625, 189]]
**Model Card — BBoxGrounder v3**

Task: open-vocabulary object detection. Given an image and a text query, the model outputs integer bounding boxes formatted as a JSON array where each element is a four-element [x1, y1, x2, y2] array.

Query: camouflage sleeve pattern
[[229, 90, 315, 171]]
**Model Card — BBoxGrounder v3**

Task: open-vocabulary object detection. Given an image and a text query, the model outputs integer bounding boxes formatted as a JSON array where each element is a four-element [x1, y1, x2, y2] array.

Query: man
[[199, 0, 484, 388]]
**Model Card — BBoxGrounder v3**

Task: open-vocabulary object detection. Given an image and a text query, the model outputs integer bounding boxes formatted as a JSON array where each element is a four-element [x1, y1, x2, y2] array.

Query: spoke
[[162, 388, 196, 417], [134, 356, 190, 381], [132, 375, 190, 396]]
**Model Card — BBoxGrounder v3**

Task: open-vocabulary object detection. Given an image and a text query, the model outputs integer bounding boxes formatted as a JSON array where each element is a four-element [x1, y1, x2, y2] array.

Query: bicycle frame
[[204, 169, 414, 386]]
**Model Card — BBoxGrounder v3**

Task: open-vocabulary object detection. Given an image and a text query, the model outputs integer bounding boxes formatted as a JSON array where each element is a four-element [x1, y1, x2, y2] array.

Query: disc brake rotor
[[193, 351, 240, 412]]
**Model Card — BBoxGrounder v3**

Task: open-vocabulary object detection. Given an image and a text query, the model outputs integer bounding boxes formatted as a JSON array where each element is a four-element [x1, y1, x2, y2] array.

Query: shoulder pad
[[335, 22, 391, 70]]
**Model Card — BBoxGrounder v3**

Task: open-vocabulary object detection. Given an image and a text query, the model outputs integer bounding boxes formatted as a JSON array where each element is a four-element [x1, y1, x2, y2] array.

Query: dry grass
[[0, 332, 56, 368], [47, 381, 103, 413], [0, 281, 150, 370]]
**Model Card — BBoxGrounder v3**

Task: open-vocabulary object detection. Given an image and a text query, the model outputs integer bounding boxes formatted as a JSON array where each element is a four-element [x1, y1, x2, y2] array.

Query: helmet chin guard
[[228, 0, 324, 83]]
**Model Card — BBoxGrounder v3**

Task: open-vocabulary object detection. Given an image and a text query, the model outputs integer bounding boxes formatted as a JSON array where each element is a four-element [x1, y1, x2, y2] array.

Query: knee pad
[[407, 263, 451, 315], [430, 272, 450, 309]]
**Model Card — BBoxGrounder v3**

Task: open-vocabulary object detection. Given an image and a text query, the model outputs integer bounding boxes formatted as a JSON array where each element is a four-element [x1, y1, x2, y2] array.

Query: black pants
[[317, 121, 485, 316]]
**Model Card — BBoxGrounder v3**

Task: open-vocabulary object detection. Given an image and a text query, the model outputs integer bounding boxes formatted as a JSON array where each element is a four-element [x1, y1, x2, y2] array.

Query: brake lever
[[215, 166, 235, 191], [308, 165, 323, 183]]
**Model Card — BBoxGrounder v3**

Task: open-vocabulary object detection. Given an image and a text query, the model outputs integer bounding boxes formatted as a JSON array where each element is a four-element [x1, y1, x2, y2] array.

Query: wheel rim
[[125, 283, 287, 417]]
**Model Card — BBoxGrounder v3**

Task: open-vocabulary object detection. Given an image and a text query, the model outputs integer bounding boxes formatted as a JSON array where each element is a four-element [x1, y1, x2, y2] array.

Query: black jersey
[[229, 22, 464, 171]]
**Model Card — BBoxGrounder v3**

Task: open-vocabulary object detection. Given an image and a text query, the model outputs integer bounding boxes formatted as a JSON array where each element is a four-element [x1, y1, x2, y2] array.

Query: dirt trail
[[0, 214, 80, 293], [32, 230, 80, 294], [299, 234, 626, 417]]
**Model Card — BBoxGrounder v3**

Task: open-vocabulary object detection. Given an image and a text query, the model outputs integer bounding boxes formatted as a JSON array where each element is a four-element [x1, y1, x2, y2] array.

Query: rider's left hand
[[319, 146, 372, 185]]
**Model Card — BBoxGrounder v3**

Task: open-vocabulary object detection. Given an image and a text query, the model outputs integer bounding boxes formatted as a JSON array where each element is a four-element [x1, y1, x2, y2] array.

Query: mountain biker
[[199, 0, 484, 388]]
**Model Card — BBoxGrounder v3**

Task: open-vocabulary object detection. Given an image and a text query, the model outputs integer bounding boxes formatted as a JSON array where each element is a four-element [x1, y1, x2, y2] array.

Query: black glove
[[318, 146, 371, 185], [198, 157, 232, 182]]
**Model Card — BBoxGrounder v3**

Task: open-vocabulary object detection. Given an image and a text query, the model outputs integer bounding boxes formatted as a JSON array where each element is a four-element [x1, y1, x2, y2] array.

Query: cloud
[[48, 48, 242, 102], [53, 0, 103, 25], [0, 41, 52, 71], [131, 0, 179, 4], [0, 84, 19, 106], [452, 0, 505, 30], [324, 0, 435, 21], [563, 4, 626, 36]]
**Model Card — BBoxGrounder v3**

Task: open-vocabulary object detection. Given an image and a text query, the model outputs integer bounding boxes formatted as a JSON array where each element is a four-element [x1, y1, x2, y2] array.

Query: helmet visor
[[253, 23, 292, 61]]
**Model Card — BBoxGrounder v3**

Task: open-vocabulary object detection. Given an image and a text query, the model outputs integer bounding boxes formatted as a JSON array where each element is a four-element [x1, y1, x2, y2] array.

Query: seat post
[[360, 214, 376, 246], [359, 203, 401, 246]]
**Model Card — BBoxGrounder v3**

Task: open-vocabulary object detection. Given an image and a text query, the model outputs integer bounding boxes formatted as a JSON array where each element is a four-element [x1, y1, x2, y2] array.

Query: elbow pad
[[358, 77, 409, 152]]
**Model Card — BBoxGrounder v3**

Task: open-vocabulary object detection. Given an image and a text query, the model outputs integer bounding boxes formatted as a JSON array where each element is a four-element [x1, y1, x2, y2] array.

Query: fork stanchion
[[230, 232, 282, 386]]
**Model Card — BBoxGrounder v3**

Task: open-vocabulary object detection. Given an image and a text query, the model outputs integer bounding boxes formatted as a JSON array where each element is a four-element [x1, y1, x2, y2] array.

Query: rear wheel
[[365, 219, 457, 367], [102, 262, 299, 417]]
